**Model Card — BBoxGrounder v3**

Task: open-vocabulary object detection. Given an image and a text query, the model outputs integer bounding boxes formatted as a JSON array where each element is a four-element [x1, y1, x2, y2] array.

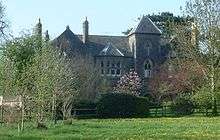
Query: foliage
[[192, 88, 213, 109], [172, 0, 220, 115], [148, 12, 191, 37], [114, 70, 142, 96], [0, 0, 9, 41], [171, 95, 194, 116], [122, 12, 190, 37], [149, 60, 206, 103], [72, 99, 96, 109], [0, 35, 82, 126], [1, 35, 40, 97], [97, 93, 149, 118]]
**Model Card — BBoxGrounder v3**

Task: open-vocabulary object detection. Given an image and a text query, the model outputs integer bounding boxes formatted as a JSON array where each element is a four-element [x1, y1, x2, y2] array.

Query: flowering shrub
[[115, 70, 142, 96]]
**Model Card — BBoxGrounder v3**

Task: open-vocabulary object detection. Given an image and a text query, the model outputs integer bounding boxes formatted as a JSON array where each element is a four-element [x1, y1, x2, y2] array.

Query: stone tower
[[128, 16, 162, 79], [83, 17, 89, 44]]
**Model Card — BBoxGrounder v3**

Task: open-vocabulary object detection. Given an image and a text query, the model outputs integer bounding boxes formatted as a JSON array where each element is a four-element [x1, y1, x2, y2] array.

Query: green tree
[[173, 0, 220, 115]]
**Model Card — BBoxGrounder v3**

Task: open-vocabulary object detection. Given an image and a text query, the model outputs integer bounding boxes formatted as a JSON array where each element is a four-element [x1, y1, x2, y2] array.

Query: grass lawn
[[0, 117, 219, 140]]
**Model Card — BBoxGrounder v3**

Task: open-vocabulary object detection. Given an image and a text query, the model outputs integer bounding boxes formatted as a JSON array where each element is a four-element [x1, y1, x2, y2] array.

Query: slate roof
[[78, 35, 132, 57], [53, 17, 165, 58], [53, 26, 85, 55], [98, 42, 124, 56], [128, 16, 162, 36]]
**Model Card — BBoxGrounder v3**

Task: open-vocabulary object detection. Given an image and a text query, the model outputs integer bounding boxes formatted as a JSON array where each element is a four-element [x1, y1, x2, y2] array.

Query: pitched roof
[[78, 35, 132, 57], [128, 16, 162, 36], [99, 42, 124, 56], [53, 26, 85, 55]]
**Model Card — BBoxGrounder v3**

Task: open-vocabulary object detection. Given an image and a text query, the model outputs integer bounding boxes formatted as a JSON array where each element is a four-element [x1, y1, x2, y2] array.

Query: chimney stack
[[83, 17, 89, 44]]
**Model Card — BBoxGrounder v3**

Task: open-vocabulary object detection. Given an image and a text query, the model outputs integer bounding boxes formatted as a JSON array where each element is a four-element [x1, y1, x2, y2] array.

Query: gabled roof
[[98, 42, 124, 56], [53, 26, 84, 55], [128, 16, 162, 36], [78, 35, 132, 57]]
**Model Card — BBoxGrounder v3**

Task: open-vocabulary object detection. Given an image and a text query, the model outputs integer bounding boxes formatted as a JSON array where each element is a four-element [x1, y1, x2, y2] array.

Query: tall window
[[116, 61, 121, 76], [144, 60, 152, 78], [100, 61, 104, 75]]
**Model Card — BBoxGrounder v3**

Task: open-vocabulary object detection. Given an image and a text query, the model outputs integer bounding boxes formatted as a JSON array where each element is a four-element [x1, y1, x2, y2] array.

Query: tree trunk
[[21, 97, 24, 131], [211, 61, 217, 115]]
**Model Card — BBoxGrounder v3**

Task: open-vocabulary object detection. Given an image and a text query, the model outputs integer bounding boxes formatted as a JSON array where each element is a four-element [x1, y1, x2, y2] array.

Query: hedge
[[97, 93, 149, 118], [171, 97, 194, 116]]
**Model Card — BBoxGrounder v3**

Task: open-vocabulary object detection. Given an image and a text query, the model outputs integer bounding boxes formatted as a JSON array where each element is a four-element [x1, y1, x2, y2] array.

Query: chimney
[[45, 30, 50, 41], [83, 17, 89, 44], [35, 18, 42, 38]]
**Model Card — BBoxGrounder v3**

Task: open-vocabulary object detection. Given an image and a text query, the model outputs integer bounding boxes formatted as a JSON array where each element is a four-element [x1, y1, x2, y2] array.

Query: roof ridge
[[128, 16, 162, 36]]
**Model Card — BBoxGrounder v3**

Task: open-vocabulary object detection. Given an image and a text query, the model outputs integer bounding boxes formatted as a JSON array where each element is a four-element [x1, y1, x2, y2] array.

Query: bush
[[72, 100, 96, 109], [71, 100, 97, 119], [97, 93, 149, 118], [192, 88, 213, 110], [171, 96, 194, 116]]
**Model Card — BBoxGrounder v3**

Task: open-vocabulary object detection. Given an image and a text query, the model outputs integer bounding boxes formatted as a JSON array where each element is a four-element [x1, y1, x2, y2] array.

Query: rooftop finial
[[66, 25, 70, 30], [38, 18, 41, 24]]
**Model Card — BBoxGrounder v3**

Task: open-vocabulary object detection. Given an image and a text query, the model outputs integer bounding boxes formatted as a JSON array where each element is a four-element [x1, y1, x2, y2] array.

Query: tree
[[122, 12, 189, 37], [173, 0, 220, 115], [149, 60, 206, 104], [1, 35, 40, 130], [114, 70, 142, 96], [0, 1, 9, 41], [27, 44, 80, 122]]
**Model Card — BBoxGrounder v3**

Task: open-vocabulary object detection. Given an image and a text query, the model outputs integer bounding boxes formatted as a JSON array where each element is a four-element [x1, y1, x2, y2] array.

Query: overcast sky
[[4, 0, 187, 39]]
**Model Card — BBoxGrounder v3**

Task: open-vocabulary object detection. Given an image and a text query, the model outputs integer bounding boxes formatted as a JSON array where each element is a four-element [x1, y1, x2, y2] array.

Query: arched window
[[144, 60, 153, 78]]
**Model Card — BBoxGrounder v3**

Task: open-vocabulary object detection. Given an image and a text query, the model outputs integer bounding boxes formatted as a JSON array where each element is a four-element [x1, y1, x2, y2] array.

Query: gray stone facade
[[43, 16, 169, 93]]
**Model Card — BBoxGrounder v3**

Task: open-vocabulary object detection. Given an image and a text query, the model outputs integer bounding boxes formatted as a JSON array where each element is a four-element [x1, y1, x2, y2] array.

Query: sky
[[4, 0, 187, 39]]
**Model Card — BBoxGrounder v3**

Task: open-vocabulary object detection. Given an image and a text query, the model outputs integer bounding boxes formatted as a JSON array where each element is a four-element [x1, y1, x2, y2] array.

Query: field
[[0, 117, 219, 140]]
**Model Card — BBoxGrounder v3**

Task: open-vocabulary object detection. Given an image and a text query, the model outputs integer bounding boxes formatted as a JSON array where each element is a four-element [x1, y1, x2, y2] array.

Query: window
[[116, 69, 121, 76], [111, 63, 115, 68], [144, 60, 152, 78], [101, 61, 104, 67], [116, 61, 121, 68], [104, 61, 122, 77], [107, 61, 110, 67], [101, 69, 104, 76], [111, 69, 116, 75], [106, 69, 110, 75]]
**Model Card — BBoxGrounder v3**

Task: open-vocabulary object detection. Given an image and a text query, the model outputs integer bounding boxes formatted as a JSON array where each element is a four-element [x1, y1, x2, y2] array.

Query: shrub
[[97, 93, 149, 118], [171, 96, 194, 116], [192, 88, 213, 109], [72, 100, 96, 109], [71, 100, 97, 119]]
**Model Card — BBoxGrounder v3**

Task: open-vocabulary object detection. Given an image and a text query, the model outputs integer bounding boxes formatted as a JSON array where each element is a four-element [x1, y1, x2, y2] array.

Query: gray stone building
[[36, 16, 169, 94]]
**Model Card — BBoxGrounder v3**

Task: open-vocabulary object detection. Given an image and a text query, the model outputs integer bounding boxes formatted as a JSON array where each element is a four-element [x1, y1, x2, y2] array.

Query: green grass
[[0, 117, 219, 140]]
